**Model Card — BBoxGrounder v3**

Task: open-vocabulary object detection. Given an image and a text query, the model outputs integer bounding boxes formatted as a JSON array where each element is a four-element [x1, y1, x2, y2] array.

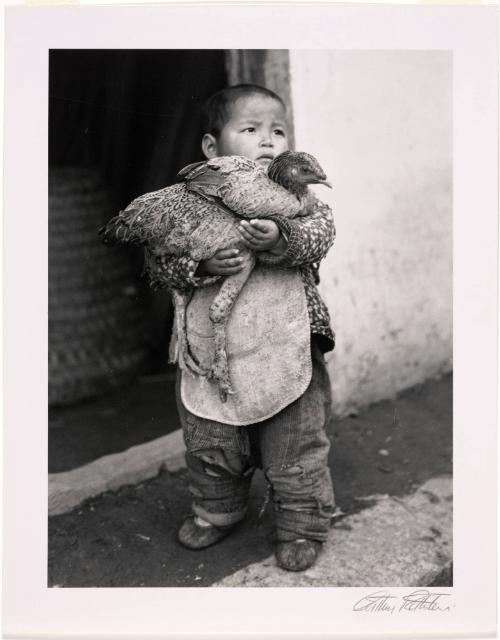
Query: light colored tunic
[[180, 264, 312, 426]]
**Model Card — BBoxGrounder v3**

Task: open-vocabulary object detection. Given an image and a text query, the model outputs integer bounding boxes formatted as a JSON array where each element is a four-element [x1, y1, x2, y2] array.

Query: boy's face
[[204, 95, 290, 169]]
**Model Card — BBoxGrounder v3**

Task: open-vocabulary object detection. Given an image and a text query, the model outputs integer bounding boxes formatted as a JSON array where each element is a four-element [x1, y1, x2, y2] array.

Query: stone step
[[213, 477, 452, 587], [49, 429, 186, 516]]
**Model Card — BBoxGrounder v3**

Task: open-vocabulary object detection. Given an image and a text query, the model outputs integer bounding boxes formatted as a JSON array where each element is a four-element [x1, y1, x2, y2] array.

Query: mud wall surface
[[289, 50, 452, 414]]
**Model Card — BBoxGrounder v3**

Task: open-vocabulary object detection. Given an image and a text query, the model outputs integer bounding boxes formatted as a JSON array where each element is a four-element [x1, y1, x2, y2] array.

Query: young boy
[[144, 84, 336, 572]]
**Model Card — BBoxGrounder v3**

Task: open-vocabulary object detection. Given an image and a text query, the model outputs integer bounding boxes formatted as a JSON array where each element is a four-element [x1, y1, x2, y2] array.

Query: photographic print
[[3, 4, 497, 639], [46, 47, 453, 589]]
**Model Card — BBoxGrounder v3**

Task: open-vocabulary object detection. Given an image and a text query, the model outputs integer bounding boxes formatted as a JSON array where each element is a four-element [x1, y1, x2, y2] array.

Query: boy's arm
[[143, 195, 334, 286], [143, 245, 220, 292], [258, 194, 335, 267]]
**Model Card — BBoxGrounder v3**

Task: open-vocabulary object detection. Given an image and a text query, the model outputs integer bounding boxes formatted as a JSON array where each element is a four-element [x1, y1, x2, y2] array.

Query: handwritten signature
[[353, 590, 452, 614]]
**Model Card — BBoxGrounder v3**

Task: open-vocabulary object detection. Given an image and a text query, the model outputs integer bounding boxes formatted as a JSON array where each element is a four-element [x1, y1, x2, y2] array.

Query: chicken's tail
[[98, 214, 130, 246], [98, 206, 154, 246]]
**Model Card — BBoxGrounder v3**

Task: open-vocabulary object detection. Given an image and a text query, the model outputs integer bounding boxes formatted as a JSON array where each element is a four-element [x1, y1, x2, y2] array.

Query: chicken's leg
[[170, 289, 207, 376], [208, 250, 256, 401]]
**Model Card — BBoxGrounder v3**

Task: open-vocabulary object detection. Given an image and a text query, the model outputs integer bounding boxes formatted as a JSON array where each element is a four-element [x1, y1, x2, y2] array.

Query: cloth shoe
[[275, 538, 323, 571], [177, 515, 237, 550]]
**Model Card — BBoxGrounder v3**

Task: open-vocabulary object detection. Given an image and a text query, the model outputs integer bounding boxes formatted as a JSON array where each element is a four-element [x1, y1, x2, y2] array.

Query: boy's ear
[[202, 133, 218, 159]]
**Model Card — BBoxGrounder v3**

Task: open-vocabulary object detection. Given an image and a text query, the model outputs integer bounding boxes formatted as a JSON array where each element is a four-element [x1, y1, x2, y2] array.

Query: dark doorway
[[48, 50, 228, 467], [49, 49, 228, 209], [49, 50, 228, 406]]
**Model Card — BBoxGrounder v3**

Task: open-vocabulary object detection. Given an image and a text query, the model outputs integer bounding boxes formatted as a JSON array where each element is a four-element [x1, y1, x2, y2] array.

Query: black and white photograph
[[47, 47, 453, 588], [2, 3, 497, 639]]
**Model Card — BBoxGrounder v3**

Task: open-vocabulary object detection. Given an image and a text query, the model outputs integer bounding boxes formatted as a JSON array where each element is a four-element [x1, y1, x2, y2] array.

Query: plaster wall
[[289, 51, 452, 414]]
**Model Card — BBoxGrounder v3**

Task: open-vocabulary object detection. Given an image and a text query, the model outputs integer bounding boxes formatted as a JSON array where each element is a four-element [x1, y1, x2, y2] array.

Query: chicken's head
[[267, 151, 332, 197]]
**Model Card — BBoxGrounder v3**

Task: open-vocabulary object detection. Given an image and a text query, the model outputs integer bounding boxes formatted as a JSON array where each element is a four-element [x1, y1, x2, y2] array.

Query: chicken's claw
[[207, 355, 234, 403], [177, 335, 208, 377], [184, 351, 209, 377], [218, 376, 235, 403]]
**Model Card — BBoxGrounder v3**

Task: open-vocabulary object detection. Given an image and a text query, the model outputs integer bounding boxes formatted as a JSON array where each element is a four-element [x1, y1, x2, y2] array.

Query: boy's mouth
[[256, 154, 275, 166]]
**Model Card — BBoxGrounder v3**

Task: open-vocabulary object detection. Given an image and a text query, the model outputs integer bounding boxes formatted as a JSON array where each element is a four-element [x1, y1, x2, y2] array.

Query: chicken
[[100, 151, 331, 401]]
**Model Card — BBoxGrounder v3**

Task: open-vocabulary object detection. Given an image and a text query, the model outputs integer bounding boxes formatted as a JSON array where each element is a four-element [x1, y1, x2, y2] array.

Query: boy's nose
[[260, 136, 273, 147]]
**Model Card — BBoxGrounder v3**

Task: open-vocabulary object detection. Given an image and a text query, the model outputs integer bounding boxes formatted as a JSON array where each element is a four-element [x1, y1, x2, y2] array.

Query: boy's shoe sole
[[177, 516, 237, 550], [276, 539, 323, 571]]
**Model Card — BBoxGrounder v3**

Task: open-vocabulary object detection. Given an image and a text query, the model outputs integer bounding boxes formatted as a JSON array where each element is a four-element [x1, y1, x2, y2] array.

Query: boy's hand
[[238, 219, 287, 254], [196, 248, 245, 276]]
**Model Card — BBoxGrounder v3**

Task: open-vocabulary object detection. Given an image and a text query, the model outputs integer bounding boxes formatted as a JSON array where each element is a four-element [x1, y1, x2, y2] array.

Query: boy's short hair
[[201, 84, 286, 137]]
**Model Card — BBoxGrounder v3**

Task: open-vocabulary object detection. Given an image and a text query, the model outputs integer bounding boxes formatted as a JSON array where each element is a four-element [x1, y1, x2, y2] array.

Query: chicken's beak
[[317, 178, 333, 189]]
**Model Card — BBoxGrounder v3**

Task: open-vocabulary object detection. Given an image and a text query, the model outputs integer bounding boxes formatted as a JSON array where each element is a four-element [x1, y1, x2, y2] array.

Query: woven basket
[[49, 168, 151, 406]]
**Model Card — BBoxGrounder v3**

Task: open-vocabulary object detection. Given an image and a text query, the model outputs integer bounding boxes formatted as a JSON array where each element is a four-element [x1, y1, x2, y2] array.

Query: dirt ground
[[48, 373, 452, 588]]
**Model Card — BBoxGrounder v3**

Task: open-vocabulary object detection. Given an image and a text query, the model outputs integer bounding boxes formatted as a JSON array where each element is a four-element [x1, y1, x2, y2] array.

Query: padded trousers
[[176, 338, 336, 542]]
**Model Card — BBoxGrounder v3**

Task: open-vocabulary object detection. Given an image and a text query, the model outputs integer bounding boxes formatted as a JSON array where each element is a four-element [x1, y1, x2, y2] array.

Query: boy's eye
[[274, 129, 285, 137], [243, 127, 255, 133]]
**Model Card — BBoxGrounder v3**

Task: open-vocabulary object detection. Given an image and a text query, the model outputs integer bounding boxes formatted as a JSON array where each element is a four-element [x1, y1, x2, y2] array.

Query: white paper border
[[3, 3, 498, 638]]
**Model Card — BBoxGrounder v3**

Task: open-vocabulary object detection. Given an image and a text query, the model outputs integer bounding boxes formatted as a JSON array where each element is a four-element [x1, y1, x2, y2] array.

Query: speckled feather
[[99, 156, 307, 260], [100, 152, 330, 401]]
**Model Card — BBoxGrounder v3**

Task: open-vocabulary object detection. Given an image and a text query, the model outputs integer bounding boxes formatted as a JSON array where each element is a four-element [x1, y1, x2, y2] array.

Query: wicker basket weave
[[49, 168, 151, 406]]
